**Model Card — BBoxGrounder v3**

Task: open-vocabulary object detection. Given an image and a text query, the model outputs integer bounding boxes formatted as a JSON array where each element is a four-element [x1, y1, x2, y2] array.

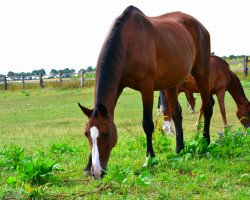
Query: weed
[[210, 126, 250, 157], [50, 143, 78, 154], [135, 168, 151, 186], [180, 124, 249, 159], [153, 123, 172, 153], [1, 145, 25, 171], [15, 151, 61, 185], [1, 147, 62, 198]]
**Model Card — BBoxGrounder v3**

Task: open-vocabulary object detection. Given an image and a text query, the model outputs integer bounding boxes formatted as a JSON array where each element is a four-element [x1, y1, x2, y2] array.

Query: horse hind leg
[[192, 64, 214, 144], [160, 90, 175, 134], [165, 88, 184, 153], [216, 91, 227, 127], [195, 96, 215, 127]]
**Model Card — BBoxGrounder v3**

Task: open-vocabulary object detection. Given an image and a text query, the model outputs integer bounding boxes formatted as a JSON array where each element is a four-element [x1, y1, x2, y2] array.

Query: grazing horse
[[159, 55, 250, 133], [78, 6, 212, 178]]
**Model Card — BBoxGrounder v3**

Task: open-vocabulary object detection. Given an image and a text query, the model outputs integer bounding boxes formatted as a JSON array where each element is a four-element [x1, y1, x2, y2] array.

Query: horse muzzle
[[91, 165, 106, 179], [240, 117, 250, 128]]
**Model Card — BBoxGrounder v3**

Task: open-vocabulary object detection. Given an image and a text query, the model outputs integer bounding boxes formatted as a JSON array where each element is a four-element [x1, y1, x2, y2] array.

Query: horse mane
[[95, 6, 143, 105]]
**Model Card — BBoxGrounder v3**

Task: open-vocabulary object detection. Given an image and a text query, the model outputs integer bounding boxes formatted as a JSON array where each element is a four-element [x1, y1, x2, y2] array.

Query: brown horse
[[78, 6, 212, 178], [159, 55, 250, 133], [181, 55, 250, 127]]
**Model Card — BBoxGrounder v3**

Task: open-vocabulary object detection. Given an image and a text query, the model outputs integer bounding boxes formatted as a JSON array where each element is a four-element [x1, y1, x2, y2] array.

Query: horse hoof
[[163, 126, 175, 136], [176, 146, 184, 154], [143, 156, 159, 167]]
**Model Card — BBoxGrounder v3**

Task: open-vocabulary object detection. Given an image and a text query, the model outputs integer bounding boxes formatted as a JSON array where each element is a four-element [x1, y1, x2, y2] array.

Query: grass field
[[0, 81, 249, 199]]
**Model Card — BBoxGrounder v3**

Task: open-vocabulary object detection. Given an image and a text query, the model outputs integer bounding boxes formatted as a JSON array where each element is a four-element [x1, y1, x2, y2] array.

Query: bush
[[180, 125, 249, 160]]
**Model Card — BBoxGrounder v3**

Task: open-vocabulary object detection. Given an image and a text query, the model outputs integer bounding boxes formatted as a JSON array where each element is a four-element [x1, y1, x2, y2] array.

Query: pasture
[[0, 81, 249, 199]]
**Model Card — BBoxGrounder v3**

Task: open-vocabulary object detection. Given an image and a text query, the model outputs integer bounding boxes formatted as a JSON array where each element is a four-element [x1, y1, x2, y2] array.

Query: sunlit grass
[[0, 81, 249, 199]]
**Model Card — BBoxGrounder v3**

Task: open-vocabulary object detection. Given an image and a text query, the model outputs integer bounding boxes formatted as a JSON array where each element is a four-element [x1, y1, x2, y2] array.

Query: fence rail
[[224, 56, 249, 76], [0, 70, 95, 90], [0, 56, 249, 91]]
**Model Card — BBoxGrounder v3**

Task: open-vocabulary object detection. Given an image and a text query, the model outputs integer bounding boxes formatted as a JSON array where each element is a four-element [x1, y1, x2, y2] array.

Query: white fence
[[0, 71, 95, 90]]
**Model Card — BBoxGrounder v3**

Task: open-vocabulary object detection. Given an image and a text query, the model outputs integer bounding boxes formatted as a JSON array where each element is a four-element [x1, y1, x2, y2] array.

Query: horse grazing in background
[[78, 6, 212, 178], [159, 55, 250, 134]]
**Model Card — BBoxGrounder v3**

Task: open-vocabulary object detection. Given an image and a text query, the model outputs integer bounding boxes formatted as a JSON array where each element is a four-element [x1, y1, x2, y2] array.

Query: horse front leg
[[141, 88, 156, 166], [165, 88, 184, 153]]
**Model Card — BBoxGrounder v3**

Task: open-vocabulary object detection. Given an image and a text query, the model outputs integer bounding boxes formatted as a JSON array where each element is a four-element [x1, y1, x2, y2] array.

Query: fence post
[[59, 70, 62, 87], [244, 56, 248, 77], [21, 74, 25, 90], [80, 69, 84, 87], [39, 71, 44, 88], [4, 75, 7, 90]]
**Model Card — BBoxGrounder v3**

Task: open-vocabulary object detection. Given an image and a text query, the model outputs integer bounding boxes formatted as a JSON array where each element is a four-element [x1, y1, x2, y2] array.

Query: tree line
[[1, 66, 95, 77]]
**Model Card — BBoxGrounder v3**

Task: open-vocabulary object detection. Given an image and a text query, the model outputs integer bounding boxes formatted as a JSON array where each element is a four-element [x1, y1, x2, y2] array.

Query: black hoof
[[176, 146, 184, 154]]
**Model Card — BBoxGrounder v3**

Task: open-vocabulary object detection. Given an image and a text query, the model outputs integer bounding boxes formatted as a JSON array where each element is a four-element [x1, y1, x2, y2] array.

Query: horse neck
[[94, 67, 121, 120], [227, 73, 249, 108]]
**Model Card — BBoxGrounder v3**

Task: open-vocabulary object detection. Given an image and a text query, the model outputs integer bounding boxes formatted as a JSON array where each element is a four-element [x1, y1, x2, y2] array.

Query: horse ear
[[96, 103, 108, 117], [78, 103, 93, 118]]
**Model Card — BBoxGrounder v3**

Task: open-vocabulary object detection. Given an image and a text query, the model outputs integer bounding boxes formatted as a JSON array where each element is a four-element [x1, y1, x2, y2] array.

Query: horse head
[[237, 103, 250, 128], [78, 103, 117, 178]]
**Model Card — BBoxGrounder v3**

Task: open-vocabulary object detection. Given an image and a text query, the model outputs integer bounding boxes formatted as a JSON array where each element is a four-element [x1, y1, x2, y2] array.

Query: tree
[[31, 69, 46, 76], [86, 66, 93, 72], [31, 70, 40, 75], [61, 68, 70, 74], [40, 69, 46, 75], [229, 55, 236, 59], [7, 71, 15, 77], [50, 69, 58, 75]]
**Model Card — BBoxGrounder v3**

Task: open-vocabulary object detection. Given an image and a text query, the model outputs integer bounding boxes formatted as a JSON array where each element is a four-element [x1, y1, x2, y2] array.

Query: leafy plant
[[153, 123, 172, 153], [180, 123, 210, 159], [210, 126, 249, 157], [16, 151, 61, 185], [1, 145, 25, 171], [180, 125, 249, 159], [50, 143, 78, 154], [135, 168, 151, 186]]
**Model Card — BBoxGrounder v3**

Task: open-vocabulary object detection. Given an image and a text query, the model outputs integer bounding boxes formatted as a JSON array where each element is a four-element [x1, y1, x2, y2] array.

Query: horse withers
[[78, 6, 212, 178]]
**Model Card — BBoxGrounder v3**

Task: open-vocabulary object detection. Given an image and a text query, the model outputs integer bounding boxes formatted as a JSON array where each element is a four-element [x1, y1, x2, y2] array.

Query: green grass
[[0, 82, 249, 199]]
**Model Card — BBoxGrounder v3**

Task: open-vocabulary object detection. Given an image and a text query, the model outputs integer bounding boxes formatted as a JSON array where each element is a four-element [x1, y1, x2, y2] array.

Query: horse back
[[156, 11, 210, 65], [104, 7, 210, 91]]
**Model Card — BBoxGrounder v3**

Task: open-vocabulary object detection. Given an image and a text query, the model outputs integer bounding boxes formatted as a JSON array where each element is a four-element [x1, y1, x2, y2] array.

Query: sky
[[0, 0, 249, 75]]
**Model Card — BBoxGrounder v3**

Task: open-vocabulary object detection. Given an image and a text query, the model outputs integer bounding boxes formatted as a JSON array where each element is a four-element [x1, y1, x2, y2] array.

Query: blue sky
[[0, 0, 249, 74]]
